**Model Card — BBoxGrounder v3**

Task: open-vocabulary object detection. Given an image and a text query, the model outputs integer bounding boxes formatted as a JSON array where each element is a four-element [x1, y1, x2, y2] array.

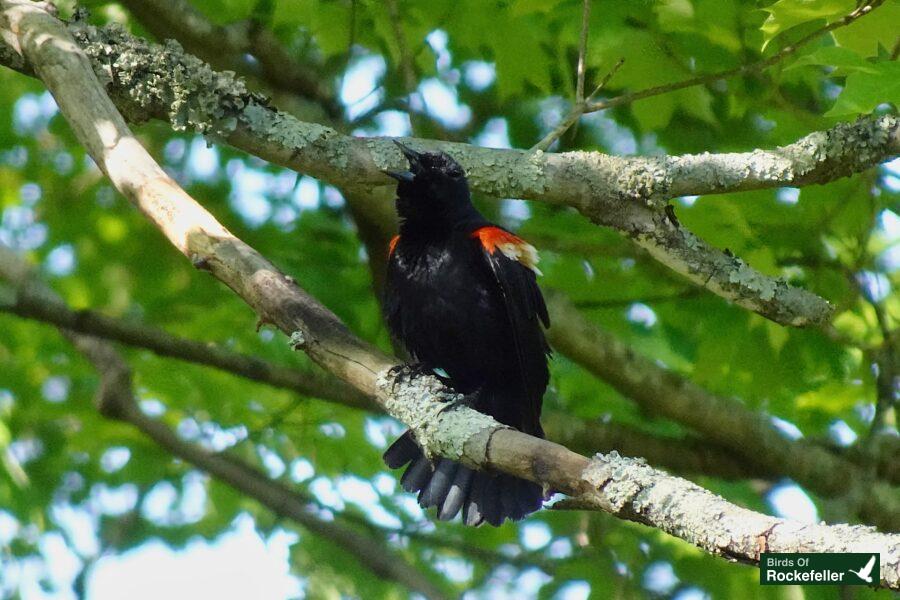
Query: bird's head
[[384, 140, 474, 227]]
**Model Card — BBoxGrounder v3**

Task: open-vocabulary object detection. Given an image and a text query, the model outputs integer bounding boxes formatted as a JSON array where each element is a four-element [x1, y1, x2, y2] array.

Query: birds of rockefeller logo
[[848, 555, 877, 583], [760, 553, 880, 586]]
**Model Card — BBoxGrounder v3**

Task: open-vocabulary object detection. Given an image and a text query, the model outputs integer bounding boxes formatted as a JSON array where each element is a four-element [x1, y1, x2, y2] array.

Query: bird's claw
[[388, 363, 432, 391], [442, 390, 479, 410]]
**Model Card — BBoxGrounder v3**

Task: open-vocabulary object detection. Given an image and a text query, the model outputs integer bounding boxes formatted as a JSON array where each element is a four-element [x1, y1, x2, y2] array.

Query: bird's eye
[[448, 167, 463, 178]]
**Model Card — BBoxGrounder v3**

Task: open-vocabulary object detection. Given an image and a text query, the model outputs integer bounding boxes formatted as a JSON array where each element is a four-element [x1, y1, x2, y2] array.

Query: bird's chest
[[395, 241, 484, 311], [388, 238, 500, 356]]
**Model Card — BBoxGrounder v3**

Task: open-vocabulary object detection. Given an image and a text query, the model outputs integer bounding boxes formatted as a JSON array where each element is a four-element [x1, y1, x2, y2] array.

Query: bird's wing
[[861, 555, 876, 576], [472, 226, 550, 425]]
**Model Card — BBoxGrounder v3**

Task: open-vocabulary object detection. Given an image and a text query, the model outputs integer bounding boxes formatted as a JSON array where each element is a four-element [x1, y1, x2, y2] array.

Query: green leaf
[[825, 61, 900, 115], [656, 0, 742, 52], [788, 46, 878, 73], [631, 94, 677, 131], [676, 85, 717, 124], [272, 0, 352, 57], [760, 0, 855, 49], [510, 0, 565, 16], [832, 0, 900, 56], [488, 19, 554, 100]]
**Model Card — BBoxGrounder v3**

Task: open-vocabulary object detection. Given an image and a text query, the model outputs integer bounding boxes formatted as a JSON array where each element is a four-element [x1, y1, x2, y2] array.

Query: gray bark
[[3, 19, 897, 326]]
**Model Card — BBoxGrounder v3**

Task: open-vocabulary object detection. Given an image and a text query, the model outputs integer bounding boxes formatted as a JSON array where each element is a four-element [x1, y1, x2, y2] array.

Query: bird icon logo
[[847, 555, 877, 583]]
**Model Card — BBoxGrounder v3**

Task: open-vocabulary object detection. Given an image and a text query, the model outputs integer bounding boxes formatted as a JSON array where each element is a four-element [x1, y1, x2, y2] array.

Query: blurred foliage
[[0, 0, 898, 598]]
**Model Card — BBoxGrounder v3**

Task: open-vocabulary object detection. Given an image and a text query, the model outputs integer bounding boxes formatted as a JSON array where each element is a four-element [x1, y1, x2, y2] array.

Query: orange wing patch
[[388, 235, 400, 256], [471, 226, 542, 275]]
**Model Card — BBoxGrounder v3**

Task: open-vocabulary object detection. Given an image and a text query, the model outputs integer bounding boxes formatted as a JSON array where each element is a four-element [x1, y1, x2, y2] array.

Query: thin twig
[[575, 0, 591, 104], [868, 343, 898, 446], [0, 284, 369, 407], [531, 57, 624, 152], [533, 0, 883, 149]]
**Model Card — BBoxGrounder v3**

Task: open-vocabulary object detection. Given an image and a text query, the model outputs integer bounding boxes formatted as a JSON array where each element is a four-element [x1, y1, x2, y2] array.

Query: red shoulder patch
[[471, 226, 522, 254], [388, 235, 400, 256], [471, 226, 542, 274]]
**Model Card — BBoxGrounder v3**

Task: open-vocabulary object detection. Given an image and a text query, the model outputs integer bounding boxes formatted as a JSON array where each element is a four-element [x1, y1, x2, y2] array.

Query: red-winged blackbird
[[381, 141, 551, 526]]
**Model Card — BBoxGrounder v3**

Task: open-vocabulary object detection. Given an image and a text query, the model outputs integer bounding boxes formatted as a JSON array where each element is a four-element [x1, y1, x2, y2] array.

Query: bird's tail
[[383, 431, 544, 526]]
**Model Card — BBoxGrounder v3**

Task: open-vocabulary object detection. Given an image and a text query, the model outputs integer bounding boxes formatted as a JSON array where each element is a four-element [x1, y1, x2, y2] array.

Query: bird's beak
[[383, 140, 423, 183], [383, 169, 416, 183], [393, 139, 422, 166]]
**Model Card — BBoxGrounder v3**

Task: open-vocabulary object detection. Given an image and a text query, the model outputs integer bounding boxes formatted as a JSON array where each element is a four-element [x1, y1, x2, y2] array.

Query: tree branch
[[0, 277, 369, 408], [328, 179, 900, 506], [0, 267, 765, 482], [114, 392, 450, 600], [554, 452, 899, 578], [0, 252, 560, 585], [0, 244, 449, 600], [545, 292, 900, 529], [2, 2, 899, 586], [6, 20, 898, 327]]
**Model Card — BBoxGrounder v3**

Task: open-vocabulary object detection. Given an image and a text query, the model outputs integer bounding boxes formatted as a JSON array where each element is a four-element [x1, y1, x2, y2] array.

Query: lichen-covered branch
[[3, 3, 899, 584], [108, 2, 889, 329], [603, 200, 834, 326], [564, 452, 900, 589], [116, 0, 338, 123], [5, 20, 897, 326], [0, 263, 765, 481], [546, 292, 900, 530]]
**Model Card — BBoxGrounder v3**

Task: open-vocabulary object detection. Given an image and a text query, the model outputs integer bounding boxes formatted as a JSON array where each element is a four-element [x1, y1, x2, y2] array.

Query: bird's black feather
[[382, 145, 550, 526]]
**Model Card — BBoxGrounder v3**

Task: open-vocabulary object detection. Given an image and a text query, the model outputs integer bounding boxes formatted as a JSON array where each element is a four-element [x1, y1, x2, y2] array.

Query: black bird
[[381, 141, 551, 526]]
